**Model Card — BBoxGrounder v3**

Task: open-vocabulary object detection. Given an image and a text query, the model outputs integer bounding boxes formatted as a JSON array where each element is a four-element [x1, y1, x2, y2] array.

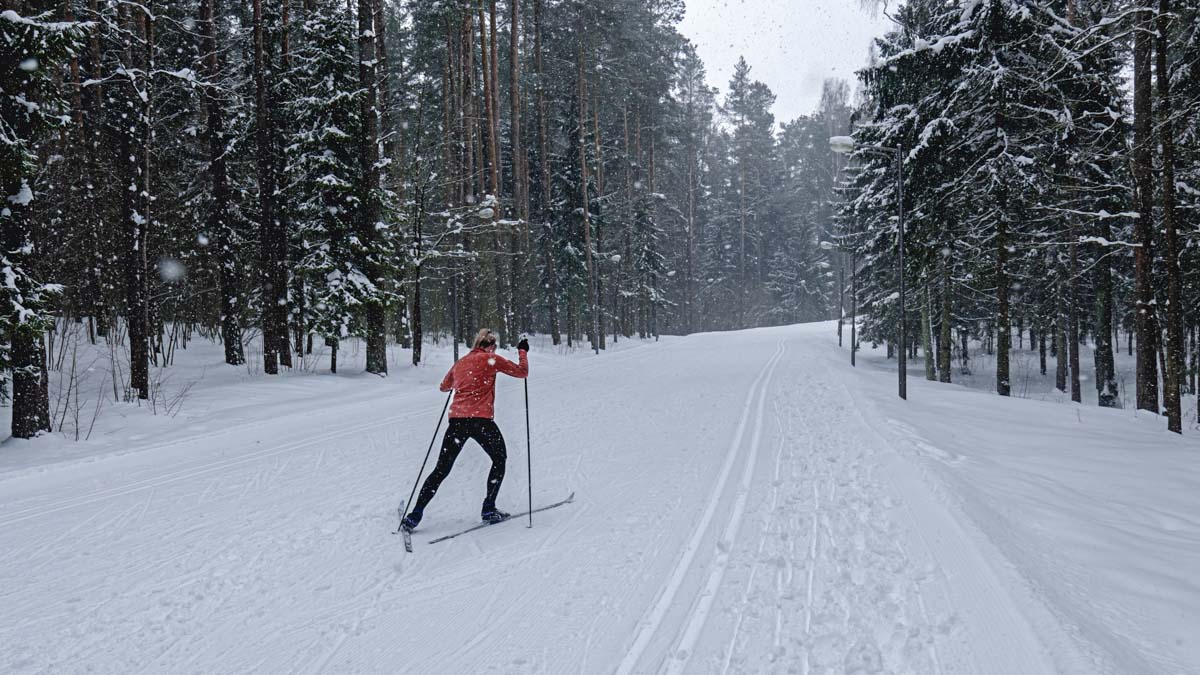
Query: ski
[[425, 492, 575, 545], [395, 500, 413, 553]]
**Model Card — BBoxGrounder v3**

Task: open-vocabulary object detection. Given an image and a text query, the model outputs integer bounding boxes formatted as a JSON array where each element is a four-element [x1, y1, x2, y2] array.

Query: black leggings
[[413, 418, 507, 514]]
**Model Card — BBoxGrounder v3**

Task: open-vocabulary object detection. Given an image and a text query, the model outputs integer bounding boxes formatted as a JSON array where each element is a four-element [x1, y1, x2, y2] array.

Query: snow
[[157, 258, 186, 283], [1, 323, 1197, 673], [883, 31, 976, 64], [7, 180, 33, 206], [157, 68, 197, 83], [0, 9, 79, 31], [1079, 235, 1136, 248]]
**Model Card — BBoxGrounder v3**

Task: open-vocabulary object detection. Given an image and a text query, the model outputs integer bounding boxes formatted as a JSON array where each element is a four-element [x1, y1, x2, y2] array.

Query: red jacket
[[441, 347, 529, 419]]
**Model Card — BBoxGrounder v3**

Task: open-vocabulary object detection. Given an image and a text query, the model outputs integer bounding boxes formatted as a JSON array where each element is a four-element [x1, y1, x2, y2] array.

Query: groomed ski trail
[[615, 338, 786, 675], [0, 325, 1101, 673]]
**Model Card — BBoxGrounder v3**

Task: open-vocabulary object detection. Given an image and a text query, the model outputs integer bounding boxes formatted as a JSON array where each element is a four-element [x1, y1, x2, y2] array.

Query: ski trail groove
[[719, 404, 788, 675], [615, 338, 785, 675], [712, 348, 962, 673], [664, 340, 786, 674]]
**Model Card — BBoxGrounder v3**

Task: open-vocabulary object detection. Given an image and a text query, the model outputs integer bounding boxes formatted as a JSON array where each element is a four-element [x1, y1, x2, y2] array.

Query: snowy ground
[[2, 323, 1197, 674], [943, 333, 1198, 426]]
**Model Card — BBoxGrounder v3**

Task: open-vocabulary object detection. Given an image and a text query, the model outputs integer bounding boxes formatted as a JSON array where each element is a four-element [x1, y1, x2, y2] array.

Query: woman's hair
[[473, 328, 497, 349]]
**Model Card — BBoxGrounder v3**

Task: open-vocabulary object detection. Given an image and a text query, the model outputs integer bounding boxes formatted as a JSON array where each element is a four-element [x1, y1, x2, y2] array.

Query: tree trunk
[[593, 105, 607, 349], [253, 0, 283, 375], [1066, 0, 1117, 407], [923, 278, 935, 381], [374, 0, 394, 168], [1132, 0, 1159, 413], [1094, 227, 1118, 406], [509, 0, 526, 335], [272, 0, 293, 371], [629, 107, 642, 337], [477, 1, 506, 342], [938, 253, 952, 382], [1068, 222, 1082, 403], [10, 330, 51, 438], [1185, 319, 1195, 393], [359, 0, 387, 375], [201, 0, 244, 367], [533, 0, 559, 344], [686, 129, 697, 335], [1190, 324, 1198, 402], [1039, 323, 1047, 377], [648, 135, 660, 339], [442, 16, 458, 358], [1157, 0, 1183, 433], [622, 106, 634, 337], [1055, 284, 1068, 393], [85, 0, 107, 341], [577, 36, 599, 354], [960, 329, 970, 375], [412, 189, 425, 367], [461, 13, 478, 340], [125, 2, 150, 400], [738, 165, 747, 326], [996, 213, 1011, 397]]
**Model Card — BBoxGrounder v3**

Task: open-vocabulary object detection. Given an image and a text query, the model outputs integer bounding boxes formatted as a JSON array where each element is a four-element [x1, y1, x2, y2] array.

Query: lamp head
[[829, 136, 855, 155]]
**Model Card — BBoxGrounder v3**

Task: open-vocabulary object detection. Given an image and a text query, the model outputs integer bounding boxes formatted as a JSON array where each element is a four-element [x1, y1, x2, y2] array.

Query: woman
[[401, 329, 529, 532]]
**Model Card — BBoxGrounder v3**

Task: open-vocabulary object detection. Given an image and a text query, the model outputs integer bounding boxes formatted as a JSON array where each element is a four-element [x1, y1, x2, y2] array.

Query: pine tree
[[722, 58, 778, 326], [847, 0, 1133, 402], [286, 0, 384, 371], [2, 5, 86, 436], [199, 0, 245, 367]]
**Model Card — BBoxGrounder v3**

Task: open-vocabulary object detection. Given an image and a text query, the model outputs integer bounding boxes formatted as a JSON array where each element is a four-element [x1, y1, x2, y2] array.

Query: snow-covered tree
[[1, 7, 86, 437], [286, 0, 390, 371], [845, 0, 1132, 398]]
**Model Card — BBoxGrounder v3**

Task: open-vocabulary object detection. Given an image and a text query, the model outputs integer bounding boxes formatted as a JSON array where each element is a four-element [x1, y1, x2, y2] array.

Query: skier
[[401, 329, 529, 532]]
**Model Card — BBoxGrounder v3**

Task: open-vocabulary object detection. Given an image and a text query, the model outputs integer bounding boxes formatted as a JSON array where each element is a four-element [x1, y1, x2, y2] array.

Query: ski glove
[[517, 338, 529, 352]]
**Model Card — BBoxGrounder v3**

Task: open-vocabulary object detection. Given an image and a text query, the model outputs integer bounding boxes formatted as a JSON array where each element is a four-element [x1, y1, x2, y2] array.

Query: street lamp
[[830, 135, 907, 400], [819, 239, 847, 350]]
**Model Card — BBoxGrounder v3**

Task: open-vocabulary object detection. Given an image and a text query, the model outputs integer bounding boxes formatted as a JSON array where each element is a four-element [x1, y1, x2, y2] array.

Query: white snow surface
[[2, 323, 1198, 674]]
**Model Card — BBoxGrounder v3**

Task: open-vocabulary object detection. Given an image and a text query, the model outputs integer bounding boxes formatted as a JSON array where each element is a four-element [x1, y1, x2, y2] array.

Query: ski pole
[[402, 391, 452, 524], [525, 378, 532, 528]]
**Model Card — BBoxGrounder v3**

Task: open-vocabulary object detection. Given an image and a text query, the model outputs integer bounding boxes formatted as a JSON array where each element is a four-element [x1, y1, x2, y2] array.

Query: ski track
[[614, 339, 785, 675], [637, 336, 1061, 674], [0, 326, 1093, 673], [661, 340, 786, 674]]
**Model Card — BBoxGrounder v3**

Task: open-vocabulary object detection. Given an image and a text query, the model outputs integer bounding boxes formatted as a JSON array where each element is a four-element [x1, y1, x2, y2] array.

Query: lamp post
[[830, 135, 906, 400], [819, 239, 842, 348], [850, 251, 857, 368]]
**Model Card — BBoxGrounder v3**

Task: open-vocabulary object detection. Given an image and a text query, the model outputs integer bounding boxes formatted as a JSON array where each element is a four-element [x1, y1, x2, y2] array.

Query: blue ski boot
[[400, 510, 423, 533], [481, 509, 510, 524]]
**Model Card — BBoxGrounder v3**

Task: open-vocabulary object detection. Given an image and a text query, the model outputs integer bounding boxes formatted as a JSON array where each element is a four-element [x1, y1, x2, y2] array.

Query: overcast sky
[[679, 0, 892, 123]]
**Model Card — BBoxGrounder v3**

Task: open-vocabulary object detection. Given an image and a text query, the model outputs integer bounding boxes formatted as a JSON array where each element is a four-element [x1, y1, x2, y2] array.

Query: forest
[[2, 0, 847, 439], [3, 0, 1199, 440], [841, 0, 1199, 434]]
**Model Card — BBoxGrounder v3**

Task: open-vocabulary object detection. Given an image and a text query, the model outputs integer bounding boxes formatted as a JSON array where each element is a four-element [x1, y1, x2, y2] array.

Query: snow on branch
[[882, 31, 975, 65]]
